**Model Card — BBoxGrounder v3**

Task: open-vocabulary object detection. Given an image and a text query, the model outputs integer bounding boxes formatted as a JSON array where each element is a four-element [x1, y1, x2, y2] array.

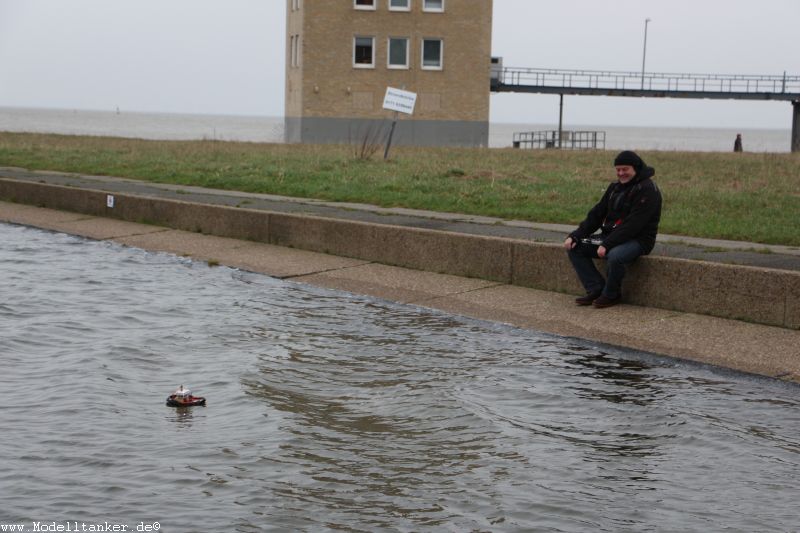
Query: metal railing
[[495, 67, 800, 96], [512, 130, 605, 150]]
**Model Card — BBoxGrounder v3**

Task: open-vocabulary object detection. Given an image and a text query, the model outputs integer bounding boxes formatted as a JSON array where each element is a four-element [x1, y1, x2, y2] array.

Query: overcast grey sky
[[1, 0, 798, 128]]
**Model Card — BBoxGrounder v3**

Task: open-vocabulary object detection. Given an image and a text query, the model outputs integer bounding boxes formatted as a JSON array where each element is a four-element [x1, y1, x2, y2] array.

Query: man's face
[[615, 165, 636, 183]]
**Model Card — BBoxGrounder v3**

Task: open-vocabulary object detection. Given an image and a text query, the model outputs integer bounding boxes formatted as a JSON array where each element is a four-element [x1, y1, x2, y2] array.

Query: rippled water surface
[[1, 223, 799, 531]]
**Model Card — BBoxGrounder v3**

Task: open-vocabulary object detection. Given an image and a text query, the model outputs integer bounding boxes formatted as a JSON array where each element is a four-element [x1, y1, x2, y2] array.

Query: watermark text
[[0, 523, 160, 533]]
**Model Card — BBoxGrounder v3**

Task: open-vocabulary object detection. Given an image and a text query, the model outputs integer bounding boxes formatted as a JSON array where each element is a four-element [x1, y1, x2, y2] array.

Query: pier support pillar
[[792, 100, 800, 153], [558, 94, 564, 149]]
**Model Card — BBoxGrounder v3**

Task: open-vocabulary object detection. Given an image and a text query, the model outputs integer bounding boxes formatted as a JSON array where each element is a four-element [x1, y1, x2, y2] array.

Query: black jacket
[[569, 167, 662, 254]]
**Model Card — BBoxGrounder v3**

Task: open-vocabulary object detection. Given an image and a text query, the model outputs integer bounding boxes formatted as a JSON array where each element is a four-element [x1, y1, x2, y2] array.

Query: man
[[734, 133, 743, 152], [563, 150, 662, 308]]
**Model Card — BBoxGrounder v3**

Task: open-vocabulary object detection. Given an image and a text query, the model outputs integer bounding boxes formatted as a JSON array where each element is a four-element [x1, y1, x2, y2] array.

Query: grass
[[0, 131, 799, 246]]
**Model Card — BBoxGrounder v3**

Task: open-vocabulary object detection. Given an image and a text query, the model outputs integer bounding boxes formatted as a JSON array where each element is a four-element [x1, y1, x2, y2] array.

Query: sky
[[0, 0, 798, 129]]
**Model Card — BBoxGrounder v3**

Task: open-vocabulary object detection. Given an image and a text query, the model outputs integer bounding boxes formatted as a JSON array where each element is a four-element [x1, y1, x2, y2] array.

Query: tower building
[[285, 0, 493, 147]]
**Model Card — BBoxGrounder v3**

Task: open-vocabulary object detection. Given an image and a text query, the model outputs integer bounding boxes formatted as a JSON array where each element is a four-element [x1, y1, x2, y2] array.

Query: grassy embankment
[[0, 132, 798, 246]]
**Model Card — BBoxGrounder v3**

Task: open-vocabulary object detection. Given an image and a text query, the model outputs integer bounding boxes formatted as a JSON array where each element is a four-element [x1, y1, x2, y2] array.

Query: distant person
[[563, 150, 662, 308], [734, 133, 743, 152]]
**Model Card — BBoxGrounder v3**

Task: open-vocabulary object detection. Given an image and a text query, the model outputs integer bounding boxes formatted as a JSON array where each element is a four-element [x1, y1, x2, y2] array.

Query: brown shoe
[[575, 291, 602, 306], [592, 295, 621, 308]]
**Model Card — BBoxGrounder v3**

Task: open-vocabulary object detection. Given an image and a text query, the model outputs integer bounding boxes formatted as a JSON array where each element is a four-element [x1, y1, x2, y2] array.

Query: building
[[285, 0, 493, 147]]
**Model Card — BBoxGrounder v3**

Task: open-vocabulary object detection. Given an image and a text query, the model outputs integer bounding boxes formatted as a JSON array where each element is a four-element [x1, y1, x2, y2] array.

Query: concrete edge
[[2, 199, 799, 383], [0, 176, 797, 330]]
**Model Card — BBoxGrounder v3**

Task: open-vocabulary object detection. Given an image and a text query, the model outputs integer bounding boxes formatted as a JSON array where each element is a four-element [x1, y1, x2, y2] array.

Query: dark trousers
[[567, 240, 644, 299]]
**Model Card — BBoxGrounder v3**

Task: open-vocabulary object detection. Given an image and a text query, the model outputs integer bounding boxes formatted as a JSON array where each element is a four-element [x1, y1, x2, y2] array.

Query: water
[[1, 222, 799, 531], [0, 106, 792, 152]]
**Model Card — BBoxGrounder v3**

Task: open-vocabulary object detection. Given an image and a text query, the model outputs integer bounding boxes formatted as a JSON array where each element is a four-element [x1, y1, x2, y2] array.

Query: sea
[[0, 106, 792, 152]]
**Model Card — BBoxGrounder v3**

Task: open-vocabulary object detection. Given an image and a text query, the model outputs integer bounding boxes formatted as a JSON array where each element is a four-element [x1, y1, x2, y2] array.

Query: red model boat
[[166, 385, 206, 407]]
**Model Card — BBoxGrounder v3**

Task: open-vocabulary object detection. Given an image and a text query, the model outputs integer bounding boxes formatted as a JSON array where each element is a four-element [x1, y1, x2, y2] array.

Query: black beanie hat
[[614, 150, 644, 170]]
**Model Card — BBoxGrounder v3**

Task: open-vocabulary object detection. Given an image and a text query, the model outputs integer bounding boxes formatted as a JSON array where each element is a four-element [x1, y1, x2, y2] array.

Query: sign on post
[[382, 87, 417, 115], [382, 87, 417, 160]]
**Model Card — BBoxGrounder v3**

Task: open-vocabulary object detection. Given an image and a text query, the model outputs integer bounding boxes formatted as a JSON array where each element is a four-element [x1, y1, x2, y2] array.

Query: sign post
[[382, 87, 417, 160]]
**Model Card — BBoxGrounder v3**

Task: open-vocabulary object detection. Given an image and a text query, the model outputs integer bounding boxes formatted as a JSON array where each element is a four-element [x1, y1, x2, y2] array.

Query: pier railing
[[493, 67, 800, 100], [512, 130, 605, 150]]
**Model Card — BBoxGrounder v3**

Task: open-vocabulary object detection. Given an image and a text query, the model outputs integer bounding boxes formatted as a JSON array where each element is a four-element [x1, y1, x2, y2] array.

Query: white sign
[[382, 87, 417, 115], [106, 194, 115, 208]]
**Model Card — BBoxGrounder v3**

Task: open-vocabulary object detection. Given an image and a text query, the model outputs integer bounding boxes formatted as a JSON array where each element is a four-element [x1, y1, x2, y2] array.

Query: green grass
[[1, 132, 799, 246]]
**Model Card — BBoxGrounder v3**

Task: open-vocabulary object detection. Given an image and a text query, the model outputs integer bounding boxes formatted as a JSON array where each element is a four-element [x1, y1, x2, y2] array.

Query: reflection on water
[[164, 404, 205, 429], [1, 222, 799, 531]]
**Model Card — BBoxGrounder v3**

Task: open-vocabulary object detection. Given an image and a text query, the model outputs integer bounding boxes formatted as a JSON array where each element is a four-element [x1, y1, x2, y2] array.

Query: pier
[[491, 66, 800, 151]]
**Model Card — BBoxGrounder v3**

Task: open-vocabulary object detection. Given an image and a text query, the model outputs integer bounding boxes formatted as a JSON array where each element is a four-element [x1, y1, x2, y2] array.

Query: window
[[291, 0, 300, 10], [421, 38, 443, 69], [389, 0, 410, 11], [354, 0, 376, 9], [423, 0, 443, 12], [353, 36, 375, 68], [290, 35, 300, 67], [388, 37, 409, 69]]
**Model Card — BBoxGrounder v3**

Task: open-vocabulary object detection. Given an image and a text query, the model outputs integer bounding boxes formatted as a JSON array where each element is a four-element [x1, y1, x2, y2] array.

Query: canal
[[1, 223, 798, 531]]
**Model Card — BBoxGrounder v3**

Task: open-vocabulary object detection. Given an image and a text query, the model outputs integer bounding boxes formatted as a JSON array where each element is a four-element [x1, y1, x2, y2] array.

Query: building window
[[354, 36, 375, 68], [423, 0, 444, 12], [421, 38, 443, 70], [291, 0, 300, 10], [354, 0, 376, 10], [387, 37, 409, 69], [389, 0, 410, 11], [290, 35, 300, 67]]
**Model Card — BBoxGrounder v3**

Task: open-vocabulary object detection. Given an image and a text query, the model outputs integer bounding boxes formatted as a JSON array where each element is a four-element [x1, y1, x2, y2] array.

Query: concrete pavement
[[0, 167, 798, 383]]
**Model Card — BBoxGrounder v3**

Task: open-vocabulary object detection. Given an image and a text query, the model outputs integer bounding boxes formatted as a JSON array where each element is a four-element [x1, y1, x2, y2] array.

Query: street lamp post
[[641, 18, 651, 89]]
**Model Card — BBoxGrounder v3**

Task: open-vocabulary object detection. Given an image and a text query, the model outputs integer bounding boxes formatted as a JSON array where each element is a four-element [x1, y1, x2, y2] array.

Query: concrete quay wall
[[1, 177, 797, 330]]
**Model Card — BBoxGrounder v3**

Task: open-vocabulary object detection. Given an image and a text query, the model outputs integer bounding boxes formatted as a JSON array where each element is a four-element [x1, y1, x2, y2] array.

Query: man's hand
[[564, 237, 576, 249], [597, 245, 607, 258]]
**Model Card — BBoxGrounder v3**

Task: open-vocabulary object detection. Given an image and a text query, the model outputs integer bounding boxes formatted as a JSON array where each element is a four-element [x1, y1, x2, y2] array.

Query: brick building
[[285, 0, 493, 147]]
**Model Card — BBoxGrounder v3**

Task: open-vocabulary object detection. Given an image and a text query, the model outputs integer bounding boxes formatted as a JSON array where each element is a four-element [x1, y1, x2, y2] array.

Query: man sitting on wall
[[563, 150, 663, 308]]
